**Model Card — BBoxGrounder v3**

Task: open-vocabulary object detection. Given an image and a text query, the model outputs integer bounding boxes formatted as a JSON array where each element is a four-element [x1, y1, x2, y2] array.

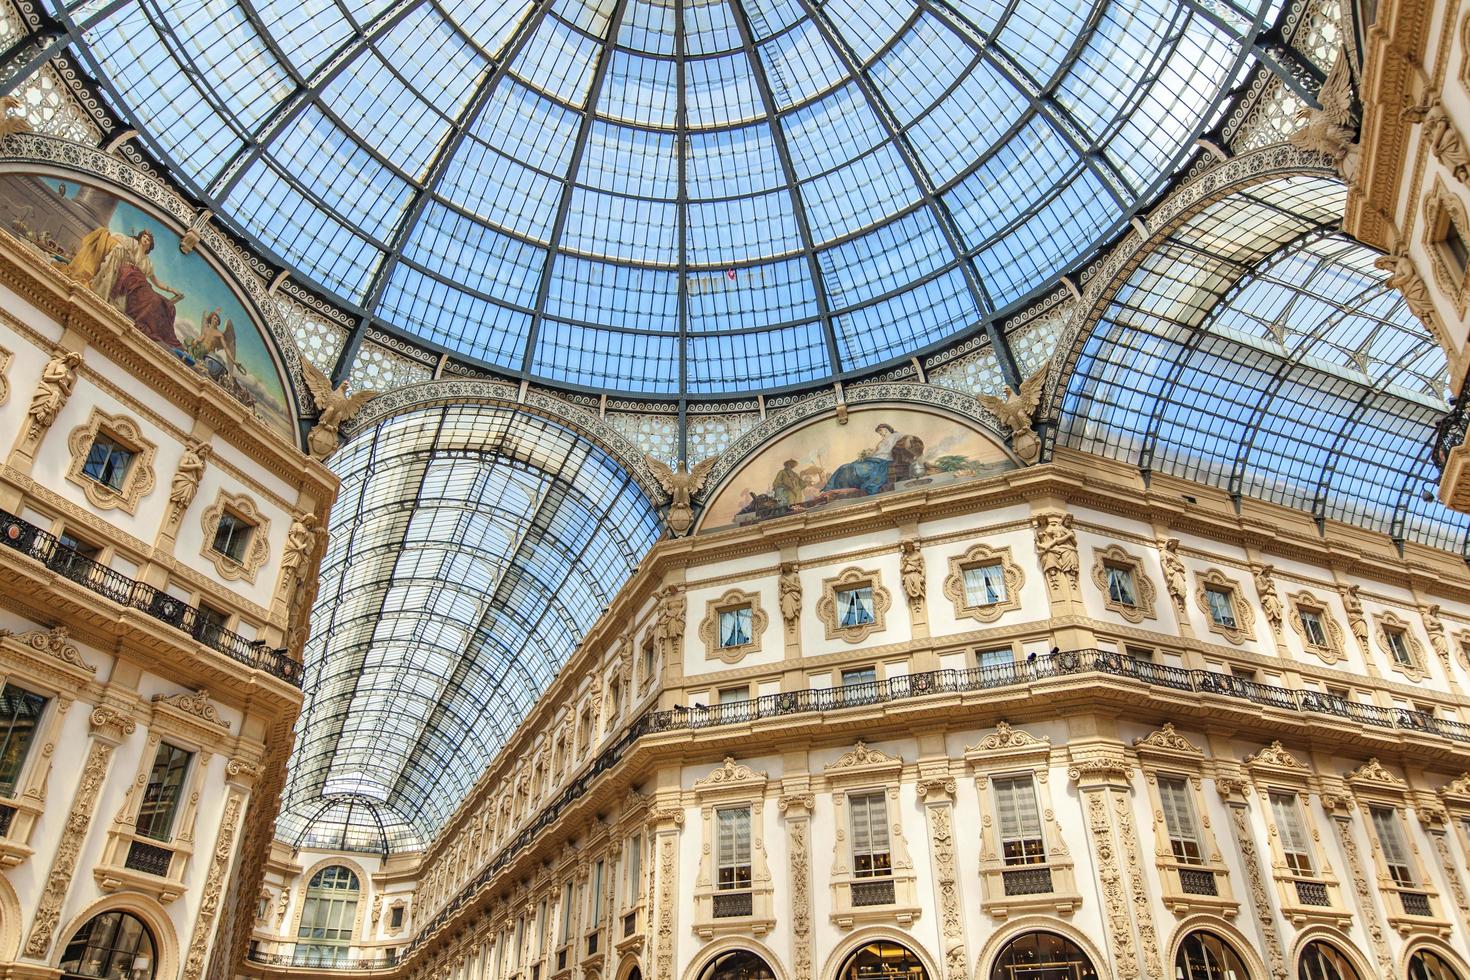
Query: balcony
[[0, 510, 302, 686], [246, 946, 396, 972], [1434, 390, 1470, 511], [1294, 880, 1330, 907], [712, 891, 753, 917], [1001, 867, 1054, 897], [1177, 868, 1218, 897]]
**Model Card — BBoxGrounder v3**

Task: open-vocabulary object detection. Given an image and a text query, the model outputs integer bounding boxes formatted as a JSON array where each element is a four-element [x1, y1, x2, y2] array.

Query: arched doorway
[[1175, 931, 1251, 979], [295, 864, 361, 966], [988, 932, 1098, 980], [1410, 950, 1464, 980], [698, 950, 777, 980], [839, 941, 929, 980], [59, 910, 156, 980], [1298, 942, 1363, 980]]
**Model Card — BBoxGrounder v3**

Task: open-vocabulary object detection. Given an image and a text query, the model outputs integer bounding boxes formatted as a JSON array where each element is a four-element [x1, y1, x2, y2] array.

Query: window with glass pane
[[848, 792, 892, 879], [1205, 588, 1236, 628], [295, 865, 360, 967], [1269, 792, 1314, 875], [993, 775, 1046, 865], [718, 607, 753, 648], [977, 648, 1013, 671], [718, 686, 749, 705], [59, 910, 156, 980], [0, 683, 46, 797], [1300, 610, 1328, 647], [1386, 629, 1415, 667], [591, 859, 604, 923], [1106, 565, 1137, 606], [211, 512, 253, 563], [841, 667, 876, 688], [962, 563, 1006, 606], [1158, 776, 1202, 864], [390, 905, 404, 930], [560, 882, 573, 943], [134, 742, 191, 841], [837, 586, 875, 627], [1370, 806, 1416, 886], [82, 433, 134, 492], [716, 807, 752, 891], [626, 834, 641, 905]]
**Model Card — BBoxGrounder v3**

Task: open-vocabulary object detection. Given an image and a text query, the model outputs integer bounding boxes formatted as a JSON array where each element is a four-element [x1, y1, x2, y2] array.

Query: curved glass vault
[[277, 404, 661, 852], [51, 0, 1272, 394], [1058, 175, 1469, 553]]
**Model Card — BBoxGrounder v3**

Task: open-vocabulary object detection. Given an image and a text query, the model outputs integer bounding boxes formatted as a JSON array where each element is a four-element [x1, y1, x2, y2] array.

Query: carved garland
[[199, 488, 271, 584], [697, 589, 769, 665], [815, 567, 891, 644], [942, 543, 1024, 624], [1193, 568, 1257, 645], [65, 407, 157, 514], [1091, 544, 1157, 623]]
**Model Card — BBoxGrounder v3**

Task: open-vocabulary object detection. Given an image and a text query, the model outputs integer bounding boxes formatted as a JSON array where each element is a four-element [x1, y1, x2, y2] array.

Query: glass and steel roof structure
[[41, 0, 1275, 394], [1058, 175, 1469, 553], [277, 404, 660, 852]]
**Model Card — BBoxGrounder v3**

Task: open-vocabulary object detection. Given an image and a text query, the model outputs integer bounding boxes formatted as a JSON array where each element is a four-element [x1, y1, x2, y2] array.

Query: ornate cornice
[[151, 689, 229, 730], [0, 624, 94, 673]]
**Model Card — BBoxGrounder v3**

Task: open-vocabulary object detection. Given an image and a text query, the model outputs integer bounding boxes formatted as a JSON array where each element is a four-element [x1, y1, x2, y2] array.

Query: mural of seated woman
[[820, 424, 925, 498], [63, 227, 184, 348]]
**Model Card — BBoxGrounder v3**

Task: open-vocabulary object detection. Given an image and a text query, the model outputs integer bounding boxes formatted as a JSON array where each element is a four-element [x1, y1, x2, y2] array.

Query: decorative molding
[[1194, 568, 1257, 645], [0, 624, 93, 673], [824, 741, 903, 778], [151, 689, 229, 730], [182, 789, 244, 980], [966, 721, 1050, 754], [1091, 544, 1157, 624], [198, 488, 271, 584], [814, 566, 891, 644], [1246, 741, 1308, 772], [692, 757, 766, 790], [64, 407, 157, 513], [1226, 803, 1288, 980], [1331, 815, 1395, 976], [782, 798, 813, 980], [1132, 723, 1202, 756], [942, 543, 1024, 624], [1422, 177, 1470, 318], [1375, 610, 1429, 682], [1288, 591, 1347, 664], [1345, 758, 1407, 790], [697, 589, 769, 665]]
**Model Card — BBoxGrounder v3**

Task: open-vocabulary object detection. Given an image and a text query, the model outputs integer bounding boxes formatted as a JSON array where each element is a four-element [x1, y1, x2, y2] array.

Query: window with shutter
[[716, 807, 752, 890], [1158, 776, 1202, 864], [1269, 792, 1314, 875], [992, 775, 1046, 865], [848, 792, 892, 878], [1370, 806, 1416, 886]]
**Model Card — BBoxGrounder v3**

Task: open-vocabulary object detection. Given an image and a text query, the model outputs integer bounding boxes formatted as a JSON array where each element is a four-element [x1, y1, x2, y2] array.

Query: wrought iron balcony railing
[[0, 509, 302, 686], [1434, 389, 1470, 471], [305, 648, 1470, 971]]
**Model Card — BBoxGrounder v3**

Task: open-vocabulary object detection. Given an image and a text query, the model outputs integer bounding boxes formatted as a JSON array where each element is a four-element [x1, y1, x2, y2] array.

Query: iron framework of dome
[[15, 0, 1288, 395]]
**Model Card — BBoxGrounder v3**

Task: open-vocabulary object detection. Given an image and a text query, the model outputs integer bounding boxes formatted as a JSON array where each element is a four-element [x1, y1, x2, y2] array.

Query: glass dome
[[57, 0, 1272, 394]]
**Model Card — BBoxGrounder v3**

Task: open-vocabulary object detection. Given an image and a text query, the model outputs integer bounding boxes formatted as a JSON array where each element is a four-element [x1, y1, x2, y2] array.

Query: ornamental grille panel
[[1401, 891, 1433, 917], [0, 804, 15, 837], [713, 892, 753, 918], [1178, 868, 1218, 896], [623, 912, 636, 937], [1295, 880, 1330, 906], [1002, 867, 1055, 897], [851, 879, 897, 906], [124, 839, 173, 876]]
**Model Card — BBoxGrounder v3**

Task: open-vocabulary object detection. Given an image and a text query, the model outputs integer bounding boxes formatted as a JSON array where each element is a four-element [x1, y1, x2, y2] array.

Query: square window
[[841, 666, 876, 688], [962, 563, 1006, 606], [977, 647, 1013, 671], [212, 512, 254, 564], [718, 606, 753, 648], [836, 586, 875, 628], [1205, 587, 1236, 628], [81, 433, 134, 492], [1105, 565, 1137, 606], [717, 686, 749, 705], [1386, 628, 1414, 667], [1300, 609, 1327, 647]]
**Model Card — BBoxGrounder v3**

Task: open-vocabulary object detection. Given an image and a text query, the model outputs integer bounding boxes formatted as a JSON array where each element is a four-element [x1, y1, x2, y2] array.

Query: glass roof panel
[[1058, 176, 1470, 554], [278, 404, 660, 852], [51, 0, 1269, 395]]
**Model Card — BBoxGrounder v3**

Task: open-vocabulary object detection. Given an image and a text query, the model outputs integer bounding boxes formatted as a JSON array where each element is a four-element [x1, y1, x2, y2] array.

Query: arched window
[[697, 950, 776, 980], [989, 932, 1098, 980], [295, 865, 361, 967], [1298, 941, 1363, 980], [59, 910, 156, 980], [840, 942, 929, 980], [1175, 931, 1250, 979], [1410, 950, 1464, 980]]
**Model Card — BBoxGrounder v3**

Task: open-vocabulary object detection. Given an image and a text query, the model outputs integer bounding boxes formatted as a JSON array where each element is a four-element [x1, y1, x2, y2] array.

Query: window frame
[[64, 408, 157, 514], [1289, 592, 1346, 664], [816, 567, 891, 643], [1091, 545, 1156, 623], [1375, 611, 1428, 681], [1135, 724, 1238, 916], [943, 543, 1023, 624], [698, 589, 768, 665], [199, 489, 272, 584], [1193, 569, 1256, 645]]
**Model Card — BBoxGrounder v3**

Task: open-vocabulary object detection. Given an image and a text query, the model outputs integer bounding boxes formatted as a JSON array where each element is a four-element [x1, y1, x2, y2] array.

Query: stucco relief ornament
[[1255, 564, 1284, 635], [25, 349, 81, 442], [281, 513, 325, 600], [1342, 584, 1369, 652], [899, 540, 925, 614], [778, 562, 801, 637], [1376, 236, 1449, 346], [969, 721, 1050, 752], [1287, 48, 1360, 180], [1033, 513, 1079, 597], [1160, 537, 1188, 609], [1403, 94, 1470, 182], [644, 454, 717, 537], [653, 585, 685, 656], [975, 360, 1048, 464], [0, 625, 94, 672], [302, 359, 377, 459], [1424, 604, 1451, 666], [152, 689, 229, 729], [167, 439, 210, 525]]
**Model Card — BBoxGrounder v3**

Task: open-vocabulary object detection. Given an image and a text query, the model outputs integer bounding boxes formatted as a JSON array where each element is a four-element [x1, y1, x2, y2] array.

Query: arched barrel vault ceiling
[[276, 404, 661, 853], [29, 0, 1284, 395], [1055, 174, 1470, 554]]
